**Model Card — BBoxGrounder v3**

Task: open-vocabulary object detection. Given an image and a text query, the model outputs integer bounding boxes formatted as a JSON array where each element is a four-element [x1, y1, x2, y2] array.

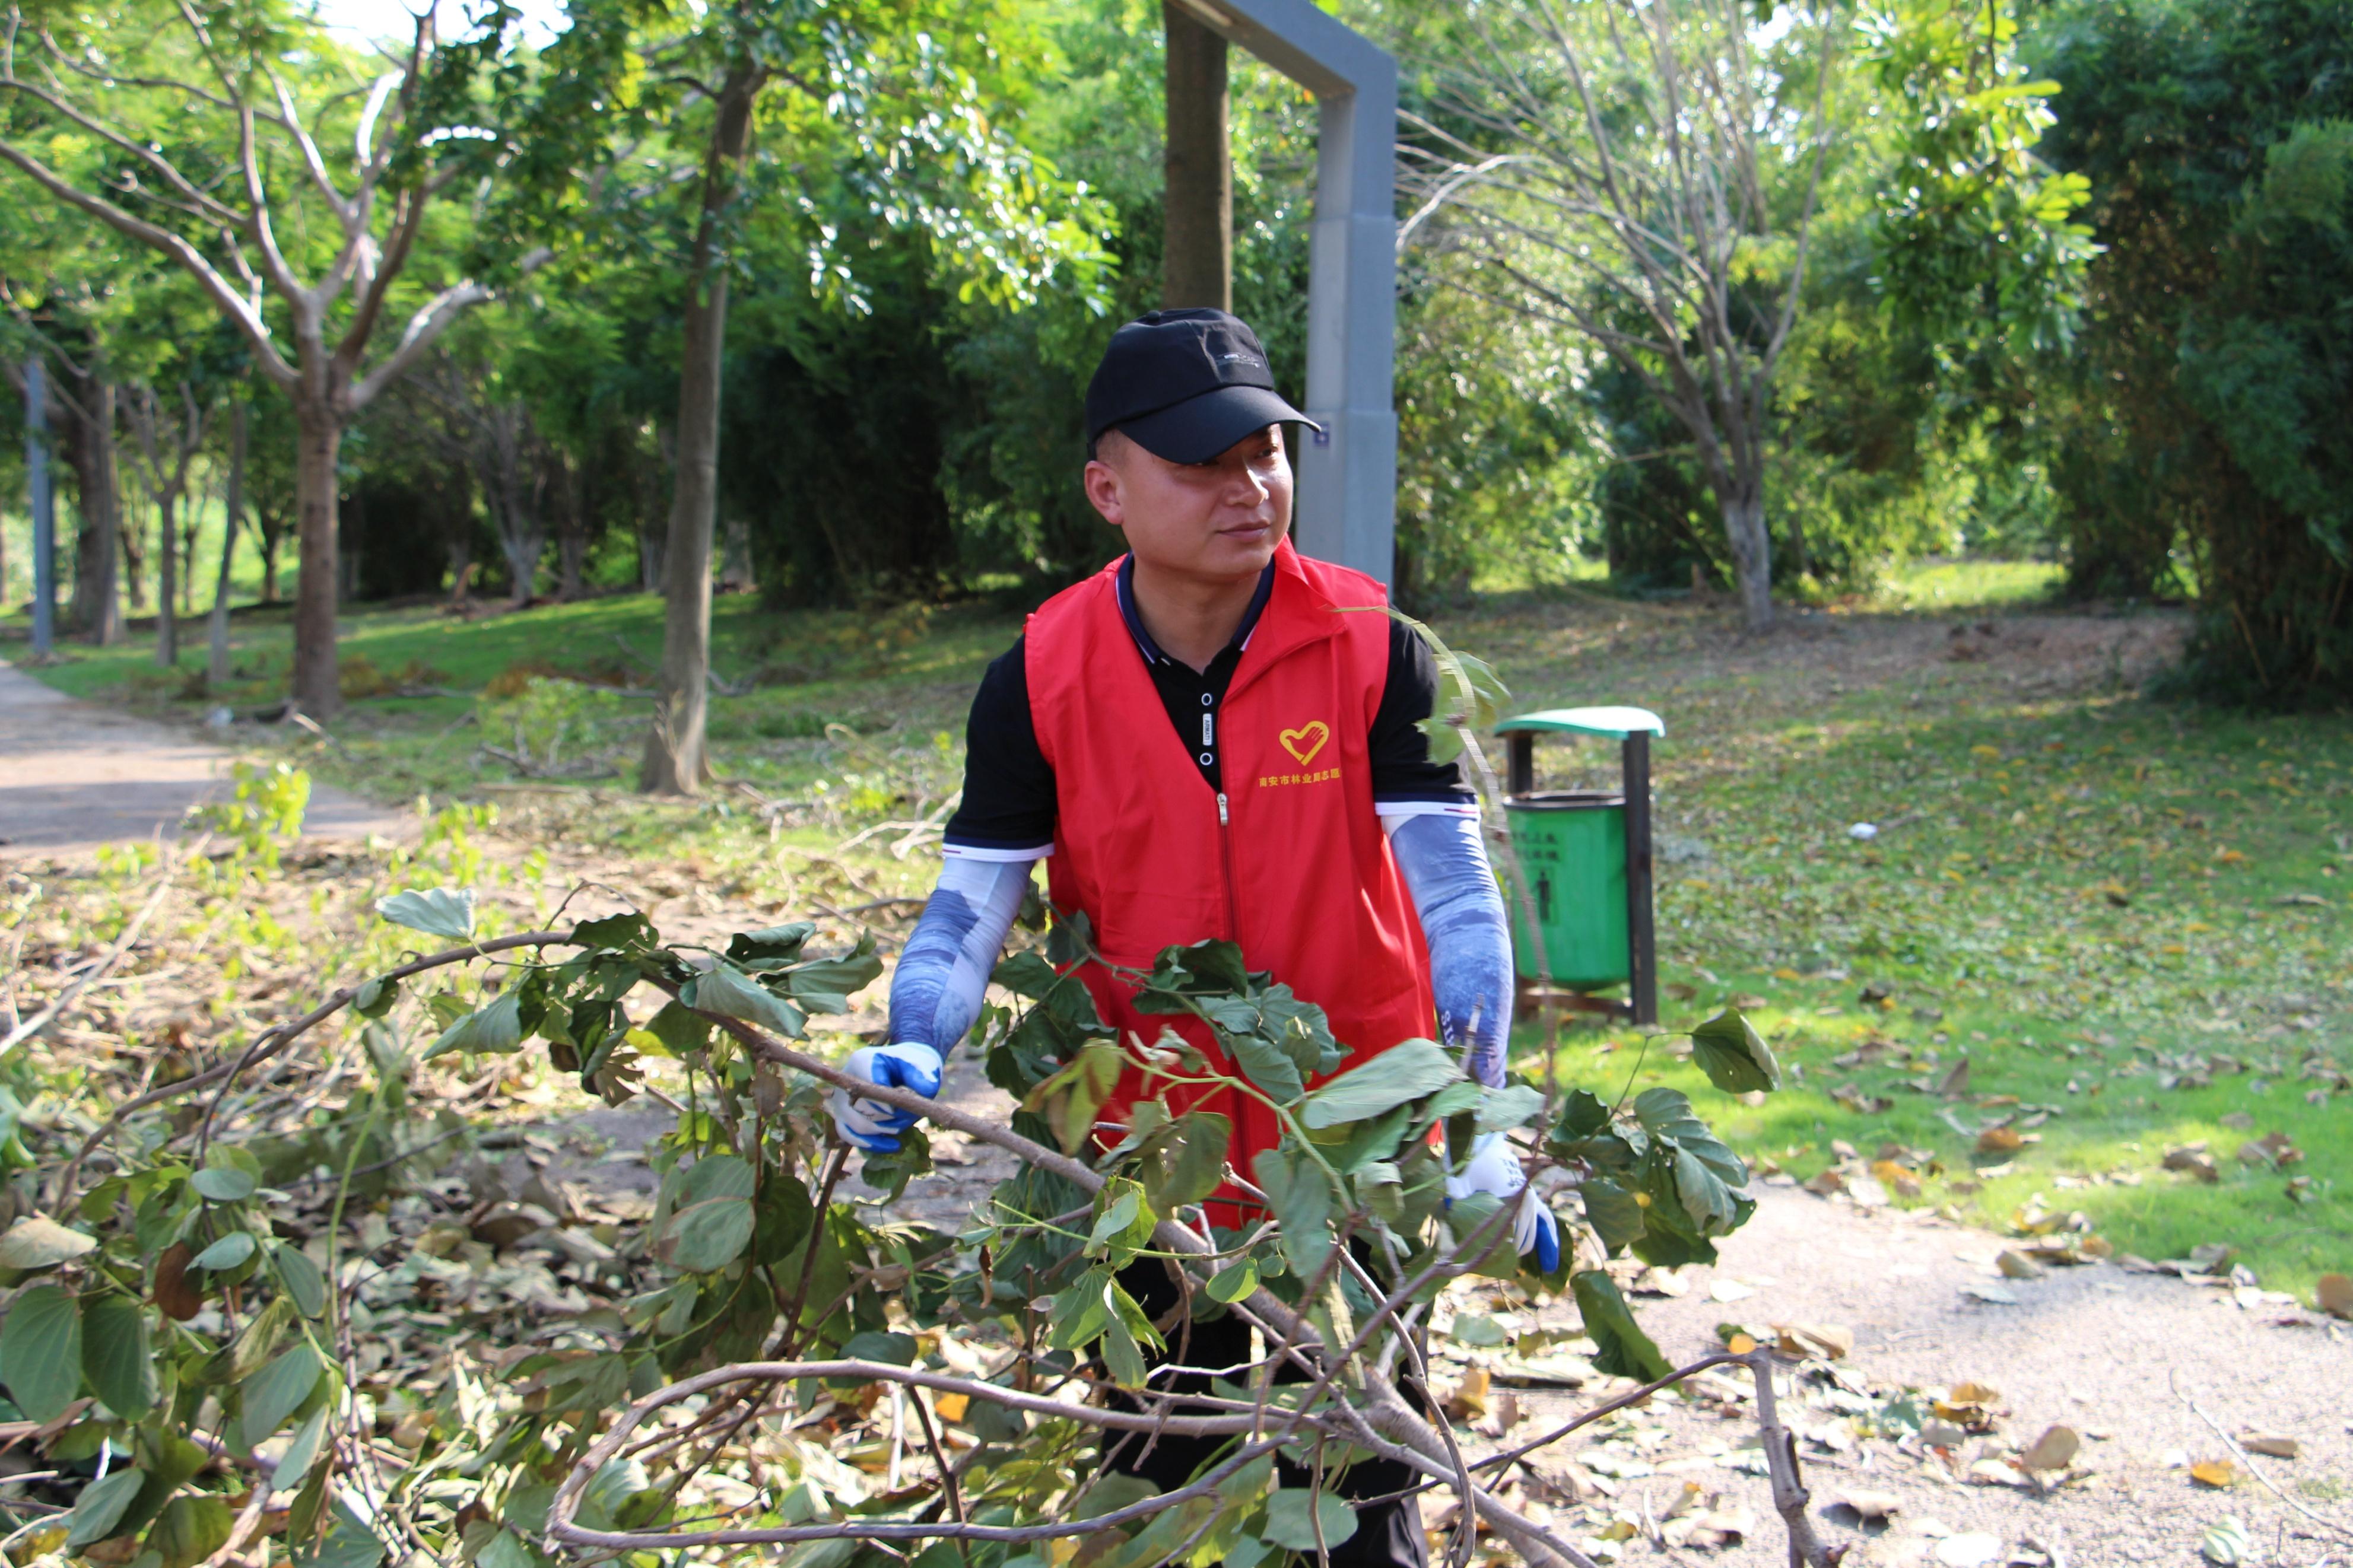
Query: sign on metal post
[[23, 355, 55, 656], [1167, 0, 1397, 587]]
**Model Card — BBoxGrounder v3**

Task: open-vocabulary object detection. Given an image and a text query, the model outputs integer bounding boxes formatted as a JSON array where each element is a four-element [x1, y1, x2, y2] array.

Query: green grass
[[11, 571, 2349, 1299], [1878, 556, 2065, 610], [1468, 593, 2352, 1300]]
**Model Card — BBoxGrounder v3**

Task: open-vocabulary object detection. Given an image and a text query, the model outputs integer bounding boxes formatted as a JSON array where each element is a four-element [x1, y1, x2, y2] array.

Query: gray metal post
[[24, 355, 54, 656], [1167, 0, 1396, 587]]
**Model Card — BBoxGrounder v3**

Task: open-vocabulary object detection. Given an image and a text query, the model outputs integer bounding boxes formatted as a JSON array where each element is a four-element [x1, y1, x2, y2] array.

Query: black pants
[[1105, 1260, 1428, 1568]]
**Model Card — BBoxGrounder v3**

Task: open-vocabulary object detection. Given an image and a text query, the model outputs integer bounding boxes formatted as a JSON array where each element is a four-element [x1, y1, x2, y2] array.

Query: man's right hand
[[827, 1042, 946, 1152]]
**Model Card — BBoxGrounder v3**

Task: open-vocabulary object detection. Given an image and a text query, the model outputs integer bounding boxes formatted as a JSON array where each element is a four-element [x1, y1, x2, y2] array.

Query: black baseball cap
[[1085, 308, 1320, 465]]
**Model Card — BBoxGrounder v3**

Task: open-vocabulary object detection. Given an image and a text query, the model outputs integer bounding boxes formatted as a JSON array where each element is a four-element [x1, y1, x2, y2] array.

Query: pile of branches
[[0, 882, 1827, 1568]]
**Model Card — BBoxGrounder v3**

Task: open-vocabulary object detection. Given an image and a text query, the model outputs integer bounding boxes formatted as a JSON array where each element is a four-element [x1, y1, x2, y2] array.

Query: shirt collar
[[1113, 555, 1277, 669]]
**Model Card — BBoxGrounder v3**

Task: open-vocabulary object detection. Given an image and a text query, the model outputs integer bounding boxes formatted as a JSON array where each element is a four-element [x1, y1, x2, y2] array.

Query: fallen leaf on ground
[[2189, 1459, 2238, 1489], [1996, 1250, 2044, 1280], [1831, 1489, 1901, 1522], [1976, 1126, 2025, 1155], [1961, 1283, 2018, 1305], [1935, 1532, 2003, 1567], [1776, 1322, 1853, 1360], [2019, 1425, 2079, 1472], [1805, 1170, 1847, 1197], [1443, 1366, 1490, 1424], [2314, 1273, 2352, 1319], [2200, 1516, 2252, 1566], [2235, 1132, 2301, 1167], [2240, 1433, 2298, 1459], [1710, 1280, 1755, 1303], [2163, 1145, 2220, 1182]]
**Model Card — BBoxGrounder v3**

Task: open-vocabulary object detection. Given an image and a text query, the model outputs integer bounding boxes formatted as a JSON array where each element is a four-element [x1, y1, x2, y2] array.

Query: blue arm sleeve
[[885, 853, 1035, 1053], [1389, 810, 1514, 1087]]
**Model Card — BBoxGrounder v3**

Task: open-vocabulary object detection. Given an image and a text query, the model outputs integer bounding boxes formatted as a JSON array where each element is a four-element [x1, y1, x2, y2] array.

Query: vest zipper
[[1215, 790, 1241, 939]]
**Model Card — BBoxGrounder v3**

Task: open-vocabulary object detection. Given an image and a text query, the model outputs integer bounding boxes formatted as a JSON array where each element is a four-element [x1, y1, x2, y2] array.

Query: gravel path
[[0, 658, 407, 861]]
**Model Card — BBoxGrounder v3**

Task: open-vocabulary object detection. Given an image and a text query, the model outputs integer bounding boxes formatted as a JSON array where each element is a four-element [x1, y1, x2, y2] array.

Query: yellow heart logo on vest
[[1278, 721, 1330, 766]]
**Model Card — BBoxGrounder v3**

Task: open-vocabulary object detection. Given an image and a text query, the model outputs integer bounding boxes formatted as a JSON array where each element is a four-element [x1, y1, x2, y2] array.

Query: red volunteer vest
[[1025, 539, 1437, 1220]]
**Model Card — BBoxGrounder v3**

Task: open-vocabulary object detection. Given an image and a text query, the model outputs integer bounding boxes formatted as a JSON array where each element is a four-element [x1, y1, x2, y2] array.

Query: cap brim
[[1116, 384, 1320, 465]]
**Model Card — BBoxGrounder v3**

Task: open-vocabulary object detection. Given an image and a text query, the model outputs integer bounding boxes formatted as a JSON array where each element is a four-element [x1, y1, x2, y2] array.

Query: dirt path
[[0, 659, 408, 862]]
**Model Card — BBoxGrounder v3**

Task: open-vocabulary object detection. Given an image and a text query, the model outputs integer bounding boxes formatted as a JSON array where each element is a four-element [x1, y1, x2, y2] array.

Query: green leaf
[[0, 1215, 98, 1268], [1, 1283, 82, 1421], [374, 888, 475, 942], [1252, 1147, 1333, 1280], [1572, 1268, 1671, 1382], [273, 1406, 331, 1492], [424, 990, 524, 1059], [657, 1196, 755, 1273], [1088, 1187, 1142, 1249], [1475, 1083, 1547, 1133], [240, 1344, 324, 1446], [574, 911, 656, 952], [835, 1330, 917, 1367], [1203, 1017, 1300, 1102], [150, 1493, 236, 1568], [64, 1467, 143, 1549], [351, 977, 398, 1019], [677, 1154, 757, 1204], [1148, 1111, 1230, 1211], [1261, 1487, 1360, 1551], [81, 1296, 156, 1417], [1690, 1009, 1780, 1095], [990, 950, 1061, 1000], [1100, 1316, 1148, 1388], [476, 1529, 536, 1568], [644, 1000, 712, 1058], [190, 1165, 258, 1203], [1206, 1261, 1258, 1303], [1580, 1177, 1650, 1255], [274, 1243, 328, 1318], [780, 935, 884, 1014], [1299, 1039, 1462, 1129], [689, 964, 806, 1039], [193, 1231, 258, 1272]]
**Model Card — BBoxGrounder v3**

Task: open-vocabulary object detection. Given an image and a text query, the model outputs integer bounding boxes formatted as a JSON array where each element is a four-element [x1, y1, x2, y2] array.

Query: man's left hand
[[1444, 1130, 1561, 1273]]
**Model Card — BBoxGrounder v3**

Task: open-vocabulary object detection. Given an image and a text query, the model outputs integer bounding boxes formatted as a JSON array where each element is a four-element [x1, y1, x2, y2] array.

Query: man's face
[[1082, 425, 1292, 580]]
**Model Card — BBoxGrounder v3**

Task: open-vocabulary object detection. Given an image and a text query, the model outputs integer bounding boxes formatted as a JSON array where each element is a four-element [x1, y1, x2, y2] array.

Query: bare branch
[[348, 247, 552, 408]]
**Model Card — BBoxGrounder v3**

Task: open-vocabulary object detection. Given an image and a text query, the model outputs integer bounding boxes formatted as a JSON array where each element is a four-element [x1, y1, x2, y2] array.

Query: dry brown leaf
[[2240, 1434, 2299, 1459], [2317, 1273, 2353, 1319], [1833, 1488, 1902, 1522], [1804, 1169, 1847, 1197], [2189, 1459, 2239, 1489], [2163, 1145, 2221, 1182], [1996, 1249, 2045, 1280], [932, 1391, 969, 1423], [1725, 1331, 1758, 1356], [2020, 1424, 2080, 1472], [151, 1239, 202, 1322], [1443, 1366, 1490, 1423], [1977, 1125, 2025, 1154], [1872, 1159, 1924, 1199], [1936, 1056, 1971, 1098], [1776, 1322, 1854, 1360]]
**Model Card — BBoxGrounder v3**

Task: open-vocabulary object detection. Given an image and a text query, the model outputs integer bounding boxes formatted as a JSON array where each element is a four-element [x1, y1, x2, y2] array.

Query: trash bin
[[1494, 707, 1664, 1025]]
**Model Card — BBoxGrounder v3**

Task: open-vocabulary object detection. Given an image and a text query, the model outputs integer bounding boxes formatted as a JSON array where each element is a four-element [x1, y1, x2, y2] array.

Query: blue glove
[[1445, 1131, 1561, 1273], [827, 1042, 945, 1153]]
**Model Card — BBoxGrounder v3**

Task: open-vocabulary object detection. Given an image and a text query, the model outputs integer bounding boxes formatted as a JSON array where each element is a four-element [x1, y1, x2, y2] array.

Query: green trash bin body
[[1503, 790, 1628, 988]]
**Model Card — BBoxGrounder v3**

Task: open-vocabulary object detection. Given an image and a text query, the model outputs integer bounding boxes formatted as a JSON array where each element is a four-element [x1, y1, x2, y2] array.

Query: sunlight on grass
[[1881, 556, 2064, 611]]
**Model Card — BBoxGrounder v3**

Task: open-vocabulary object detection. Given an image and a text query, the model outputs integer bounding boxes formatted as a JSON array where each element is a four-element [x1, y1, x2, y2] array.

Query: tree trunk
[[155, 484, 179, 667], [121, 489, 147, 612], [259, 508, 284, 605], [642, 63, 764, 796], [66, 377, 122, 646], [1162, 1, 1231, 311], [1720, 490, 1774, 632], [290, 397, 344, 716], [209, 400, 247, 690]]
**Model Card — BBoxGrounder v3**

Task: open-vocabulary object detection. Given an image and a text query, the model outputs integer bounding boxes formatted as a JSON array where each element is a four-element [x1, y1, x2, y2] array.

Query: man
[[827, 310, 1555, 1566]]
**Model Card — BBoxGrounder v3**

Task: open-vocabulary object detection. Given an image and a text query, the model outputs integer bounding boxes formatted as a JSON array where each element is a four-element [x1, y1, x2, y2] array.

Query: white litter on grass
[[1848, 822, 1879, 841]]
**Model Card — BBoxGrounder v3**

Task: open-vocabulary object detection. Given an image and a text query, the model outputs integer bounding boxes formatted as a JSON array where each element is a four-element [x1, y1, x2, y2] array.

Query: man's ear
[[1082, 457, 1126, 529]]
